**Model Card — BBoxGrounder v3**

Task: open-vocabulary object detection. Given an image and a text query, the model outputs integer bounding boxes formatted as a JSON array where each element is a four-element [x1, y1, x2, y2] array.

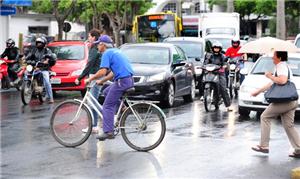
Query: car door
[[171, 46, 189, 96]]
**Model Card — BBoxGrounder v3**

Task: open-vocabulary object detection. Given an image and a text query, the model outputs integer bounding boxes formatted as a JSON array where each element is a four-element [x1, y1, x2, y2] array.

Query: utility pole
[[276, 0, 286, 40]]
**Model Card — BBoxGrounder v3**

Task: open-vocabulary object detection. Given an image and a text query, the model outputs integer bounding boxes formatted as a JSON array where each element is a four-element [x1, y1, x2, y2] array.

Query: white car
[[238, 53, 300, 116]]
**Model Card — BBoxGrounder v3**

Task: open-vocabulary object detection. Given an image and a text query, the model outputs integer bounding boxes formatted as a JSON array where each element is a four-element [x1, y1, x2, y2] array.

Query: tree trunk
[[227, 0, 234, 12], [276, 0, 286, 39], [57, 20, 64, 40]]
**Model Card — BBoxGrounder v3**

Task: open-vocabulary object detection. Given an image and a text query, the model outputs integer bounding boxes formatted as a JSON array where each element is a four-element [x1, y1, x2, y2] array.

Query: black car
[[107, 43, 195, 108]]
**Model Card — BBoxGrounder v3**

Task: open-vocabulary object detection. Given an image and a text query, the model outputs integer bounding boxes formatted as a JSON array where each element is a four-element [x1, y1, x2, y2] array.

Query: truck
[[198, 12, 240, 52]]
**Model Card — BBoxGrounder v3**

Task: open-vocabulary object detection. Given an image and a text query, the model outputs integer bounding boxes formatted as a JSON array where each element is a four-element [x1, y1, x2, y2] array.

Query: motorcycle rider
[[1, 38, 20, 86], [225, 37, 245, 84], [204, 41, 233, 111], [25, 37, 56, 103]]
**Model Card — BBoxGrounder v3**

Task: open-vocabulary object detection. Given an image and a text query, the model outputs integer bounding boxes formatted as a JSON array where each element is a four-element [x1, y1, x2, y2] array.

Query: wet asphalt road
[[1, 89, 299, 179]]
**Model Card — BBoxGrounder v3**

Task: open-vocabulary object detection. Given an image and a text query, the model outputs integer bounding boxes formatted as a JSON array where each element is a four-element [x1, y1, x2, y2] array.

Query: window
[[162, 3, 176, 13]]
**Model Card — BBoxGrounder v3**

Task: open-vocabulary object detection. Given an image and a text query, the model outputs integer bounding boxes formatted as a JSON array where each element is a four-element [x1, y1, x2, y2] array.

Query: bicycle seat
[[124, 87, 135, 96]]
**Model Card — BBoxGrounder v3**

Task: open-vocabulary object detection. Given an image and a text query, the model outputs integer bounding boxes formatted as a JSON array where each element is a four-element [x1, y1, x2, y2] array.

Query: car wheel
[[238, 107, 250, 117], [183, 78, 196, 103], [162, 82, 175, 108]]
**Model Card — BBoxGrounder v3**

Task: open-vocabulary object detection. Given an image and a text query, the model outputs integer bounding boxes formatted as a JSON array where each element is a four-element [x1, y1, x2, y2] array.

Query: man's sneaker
[[81, 126, 98, 133], [96, 132, 114, 141]]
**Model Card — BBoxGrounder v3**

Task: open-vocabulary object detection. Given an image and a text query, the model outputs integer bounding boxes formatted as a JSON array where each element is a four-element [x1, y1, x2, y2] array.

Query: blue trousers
[[102, 77, 134, 133], [42, 70, 53, 100]]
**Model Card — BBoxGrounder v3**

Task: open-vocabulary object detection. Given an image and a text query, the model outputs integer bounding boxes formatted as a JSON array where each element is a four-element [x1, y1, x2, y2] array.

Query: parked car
[[163, 37, 208, 93], [116, 43, 196, 107], [238, 53, 300, 116], [47, 41, 89, 96], [22, 34, 54, 55]]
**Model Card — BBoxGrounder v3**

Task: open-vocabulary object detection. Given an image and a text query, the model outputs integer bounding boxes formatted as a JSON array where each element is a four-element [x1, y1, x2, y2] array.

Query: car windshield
[[121, 46, 170, 65], [166, 41, 203, 58], [48, 45, 85, 60], [207, 38, 231, 50], [251, 56, 300, 76]]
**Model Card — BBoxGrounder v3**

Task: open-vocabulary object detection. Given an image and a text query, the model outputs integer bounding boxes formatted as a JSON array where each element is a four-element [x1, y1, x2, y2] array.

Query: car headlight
[[26, 65, 33, 72], [147, 72, 166, 82], [240, 85, 258, 94], [71, 69, 83, 76]]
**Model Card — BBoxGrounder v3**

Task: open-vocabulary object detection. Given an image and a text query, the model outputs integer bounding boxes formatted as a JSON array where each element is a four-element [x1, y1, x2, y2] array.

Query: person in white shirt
[[250, 51, 300, 158]]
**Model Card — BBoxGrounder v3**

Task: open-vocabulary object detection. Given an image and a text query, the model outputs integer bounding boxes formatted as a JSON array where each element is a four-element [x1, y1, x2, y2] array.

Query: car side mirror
[[195, 57, 201, 61], [240, 68, 248, 75], [172, 60, 186, 67]]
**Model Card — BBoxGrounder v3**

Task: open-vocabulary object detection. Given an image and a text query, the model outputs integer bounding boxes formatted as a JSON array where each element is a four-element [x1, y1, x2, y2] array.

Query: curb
[[291, 167, 300, 179]]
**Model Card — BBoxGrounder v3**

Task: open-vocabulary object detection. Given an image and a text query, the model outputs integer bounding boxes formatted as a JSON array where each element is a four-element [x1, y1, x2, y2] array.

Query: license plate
[[50, 78, 61, 84]]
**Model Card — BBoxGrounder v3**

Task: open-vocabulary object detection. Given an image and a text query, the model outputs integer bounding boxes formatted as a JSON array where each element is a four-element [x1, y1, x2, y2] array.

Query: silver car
[[238, 53, 300, 116]]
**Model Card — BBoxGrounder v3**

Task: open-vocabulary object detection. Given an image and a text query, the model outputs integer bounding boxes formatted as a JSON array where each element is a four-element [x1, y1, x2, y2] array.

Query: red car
[[47, 41, 89, 96]]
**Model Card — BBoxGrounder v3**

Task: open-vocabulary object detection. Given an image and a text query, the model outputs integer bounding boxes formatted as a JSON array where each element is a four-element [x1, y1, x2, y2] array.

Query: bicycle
[[50, 82, 166, 151]]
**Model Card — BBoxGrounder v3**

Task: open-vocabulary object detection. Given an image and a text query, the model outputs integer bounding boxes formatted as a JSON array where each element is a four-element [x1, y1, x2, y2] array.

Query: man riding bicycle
[[85, 35, 134, 141]]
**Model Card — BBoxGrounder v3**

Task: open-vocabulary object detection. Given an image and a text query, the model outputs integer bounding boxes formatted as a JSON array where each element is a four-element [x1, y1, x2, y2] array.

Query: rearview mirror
[[195, 57, 201, 61]]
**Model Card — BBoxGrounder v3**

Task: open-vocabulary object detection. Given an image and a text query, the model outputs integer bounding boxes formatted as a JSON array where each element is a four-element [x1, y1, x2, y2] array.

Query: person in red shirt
[[225, 38, 245, 84]]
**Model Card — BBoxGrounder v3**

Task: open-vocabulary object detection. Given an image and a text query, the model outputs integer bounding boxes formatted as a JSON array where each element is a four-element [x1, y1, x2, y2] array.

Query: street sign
[[63, 22, 71, 33], [2, 0, 32, 6], [0, 6, 16, 16]]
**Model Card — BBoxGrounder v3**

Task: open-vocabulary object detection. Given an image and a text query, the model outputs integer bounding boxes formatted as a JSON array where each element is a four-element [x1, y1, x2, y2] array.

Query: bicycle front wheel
[[120, 103, 166, 152], [50, 100, 93, 147]]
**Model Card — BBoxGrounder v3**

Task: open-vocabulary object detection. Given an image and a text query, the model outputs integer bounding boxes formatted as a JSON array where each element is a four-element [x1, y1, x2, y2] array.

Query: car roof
[[164, 37, 205, 43], [261, 52, 300, 58], [121, 43, 175, 48], [48, 41, 87, 46]]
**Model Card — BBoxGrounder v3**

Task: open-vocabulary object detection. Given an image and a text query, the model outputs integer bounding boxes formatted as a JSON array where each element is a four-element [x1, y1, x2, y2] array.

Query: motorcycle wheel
[[21, 80, 32, 105], [229, 77, 234, 99], [204, 84, 218, 112], [38, 86, 47, 104]]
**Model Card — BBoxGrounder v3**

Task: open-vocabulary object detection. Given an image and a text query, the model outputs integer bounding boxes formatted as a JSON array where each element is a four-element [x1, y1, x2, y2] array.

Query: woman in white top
[[250, 51, 300, 158]]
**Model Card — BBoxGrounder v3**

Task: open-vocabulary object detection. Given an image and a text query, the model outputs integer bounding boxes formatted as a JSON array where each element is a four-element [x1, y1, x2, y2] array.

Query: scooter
[[202, 64, 223, 112], [0, 58, 24, 90], [227, 56, 243, 98]]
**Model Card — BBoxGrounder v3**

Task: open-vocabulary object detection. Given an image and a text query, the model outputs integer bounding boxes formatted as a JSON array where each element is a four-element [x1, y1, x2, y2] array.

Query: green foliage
[[31, 0, 52, 14]]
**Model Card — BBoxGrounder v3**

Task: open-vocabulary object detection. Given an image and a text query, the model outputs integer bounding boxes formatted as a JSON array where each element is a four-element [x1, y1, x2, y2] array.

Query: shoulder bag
[[264, 66, 298, 103]]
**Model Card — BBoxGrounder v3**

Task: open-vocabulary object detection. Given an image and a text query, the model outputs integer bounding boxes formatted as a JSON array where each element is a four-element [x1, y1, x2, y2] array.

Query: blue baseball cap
[[94, 35, 113, 44]]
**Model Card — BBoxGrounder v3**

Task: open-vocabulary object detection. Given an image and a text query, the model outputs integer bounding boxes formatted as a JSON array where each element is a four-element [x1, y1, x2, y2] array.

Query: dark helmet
[[36, 37, 46, 49], [231, 37, 240, 48], [6, 38, 15, 48], [211, 41, 223, 53]]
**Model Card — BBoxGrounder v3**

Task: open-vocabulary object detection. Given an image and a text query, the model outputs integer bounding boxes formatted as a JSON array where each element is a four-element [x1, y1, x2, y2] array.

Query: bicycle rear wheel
[[50, 100, 93, 147], [120, 103, 166, 152]]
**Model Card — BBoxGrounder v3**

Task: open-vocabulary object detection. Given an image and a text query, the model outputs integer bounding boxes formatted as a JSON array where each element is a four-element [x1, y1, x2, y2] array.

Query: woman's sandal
[[289, 152, 300, 159], [251, 145, 269, 153]]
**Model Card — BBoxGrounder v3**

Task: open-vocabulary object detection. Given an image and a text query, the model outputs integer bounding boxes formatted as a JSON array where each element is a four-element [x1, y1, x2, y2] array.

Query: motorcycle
[[21, 61, 48, 105], [0, 58, 24, 90], [227, 56, 244, 98], [202, 64, 222, 112]]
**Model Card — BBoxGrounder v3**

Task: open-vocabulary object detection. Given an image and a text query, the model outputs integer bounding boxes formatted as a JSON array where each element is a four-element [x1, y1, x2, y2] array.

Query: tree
[[31, 0, 76, 40]]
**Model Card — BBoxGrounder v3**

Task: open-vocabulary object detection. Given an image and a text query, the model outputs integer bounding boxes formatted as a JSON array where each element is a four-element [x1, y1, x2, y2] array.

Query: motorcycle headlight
[[195, 66, 203, 75], [147, 72, 166, 82], [71, 69, 83, 76], [230, 64, 236, 70], [0, 60, 4, 65], [26, 65, 33, 72]]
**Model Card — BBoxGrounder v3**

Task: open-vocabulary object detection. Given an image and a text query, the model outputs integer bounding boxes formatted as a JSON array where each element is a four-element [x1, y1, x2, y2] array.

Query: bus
[[132, 12, 182, 42]]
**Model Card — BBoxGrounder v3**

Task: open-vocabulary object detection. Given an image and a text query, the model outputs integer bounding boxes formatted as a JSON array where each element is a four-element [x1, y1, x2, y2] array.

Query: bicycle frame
[[70, 83, 147, 128]]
